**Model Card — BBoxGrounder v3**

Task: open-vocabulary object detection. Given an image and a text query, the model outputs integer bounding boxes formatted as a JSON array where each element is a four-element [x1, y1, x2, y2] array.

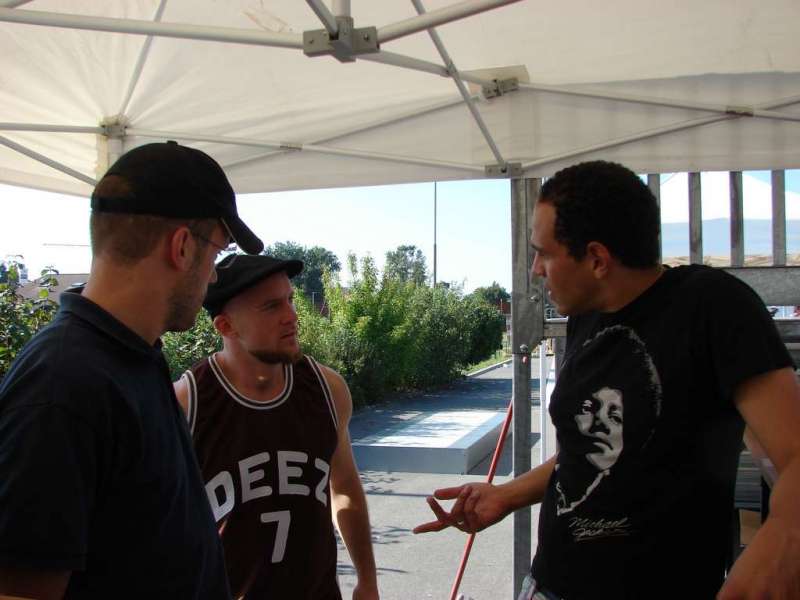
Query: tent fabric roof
[[1, 0, 799, 197]]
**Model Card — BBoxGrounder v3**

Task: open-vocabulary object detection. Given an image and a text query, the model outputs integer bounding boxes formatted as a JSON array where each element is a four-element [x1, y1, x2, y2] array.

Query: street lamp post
[[433, 181, 437, 287]]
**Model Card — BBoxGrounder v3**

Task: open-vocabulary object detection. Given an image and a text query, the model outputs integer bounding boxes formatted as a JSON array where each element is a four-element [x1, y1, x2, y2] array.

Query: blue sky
[[1, 171, 798, 292]]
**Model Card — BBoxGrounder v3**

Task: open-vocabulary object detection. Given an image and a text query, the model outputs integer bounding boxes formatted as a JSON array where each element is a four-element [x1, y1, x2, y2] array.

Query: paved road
[[337, 359, 556, 600]]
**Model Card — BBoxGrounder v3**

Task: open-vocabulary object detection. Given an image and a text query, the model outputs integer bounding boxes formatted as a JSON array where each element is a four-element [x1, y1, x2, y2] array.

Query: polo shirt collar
[[59, 288, 163, 359]]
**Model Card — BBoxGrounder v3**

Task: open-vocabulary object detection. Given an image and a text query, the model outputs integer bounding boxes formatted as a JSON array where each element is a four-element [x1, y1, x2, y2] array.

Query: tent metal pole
[[0, 123, 103, 134], [360, 50, 496, 86], [518, 82, 800, 124], [359, 51, 448, 77], [520, 94, 800, 173], [411, 0, 506, 167], [306, 0, 338, 36], [0, 135, 95, 185], [0, 8, 304, 49], [300, 142, 485, 172], [224, 94, 473, 170], [522, 115, 728, 171], [126, 128, 484, 173], [510, 177, 542, 599], [378, 0, 522, 44], [332, 0, 350, 17], [118, 0, 168, 117]]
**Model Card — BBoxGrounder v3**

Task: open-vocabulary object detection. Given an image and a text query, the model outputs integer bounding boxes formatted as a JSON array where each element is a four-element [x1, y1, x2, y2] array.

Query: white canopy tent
[[2, 1, 799, 595], [1, 0, 799, 196]]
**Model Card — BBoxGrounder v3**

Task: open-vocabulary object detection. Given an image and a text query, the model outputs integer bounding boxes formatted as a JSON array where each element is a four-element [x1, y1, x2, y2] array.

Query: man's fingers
[[447, 486, 472, 521], [426, 496, 453, 522], [412, 519, 449, 534], [432, 485, 465, 500]]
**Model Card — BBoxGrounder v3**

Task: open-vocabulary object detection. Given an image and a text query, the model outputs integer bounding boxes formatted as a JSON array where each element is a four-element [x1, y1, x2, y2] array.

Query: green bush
[[161, 309, 222, 379], [300, 254, 506, 408], [0, 265, 60, 381]]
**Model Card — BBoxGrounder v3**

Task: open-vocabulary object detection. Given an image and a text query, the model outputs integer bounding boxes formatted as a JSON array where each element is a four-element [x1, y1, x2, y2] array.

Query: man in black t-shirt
[[415, 161, 800, 599], [0, 142, 263, 599]]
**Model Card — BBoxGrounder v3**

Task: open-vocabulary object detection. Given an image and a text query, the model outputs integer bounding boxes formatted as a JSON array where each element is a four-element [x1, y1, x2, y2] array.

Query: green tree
[[0, 263, 60, 380], [264, 241, 341, 304], [384, 244, 427, 286], [470, 281, 510, 307]]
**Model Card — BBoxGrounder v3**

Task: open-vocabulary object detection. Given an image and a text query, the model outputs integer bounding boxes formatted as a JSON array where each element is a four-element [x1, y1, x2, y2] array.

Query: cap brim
[[222, 216, 263, 255]]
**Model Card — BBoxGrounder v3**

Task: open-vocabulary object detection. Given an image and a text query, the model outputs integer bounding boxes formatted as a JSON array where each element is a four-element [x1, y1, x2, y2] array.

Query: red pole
[[448, 398, 514, 600]]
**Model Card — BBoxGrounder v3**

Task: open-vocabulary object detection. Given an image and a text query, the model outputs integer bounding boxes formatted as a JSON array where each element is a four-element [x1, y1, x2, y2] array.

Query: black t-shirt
[[0, 291, 230, 599], [531, 265, 794, 599]]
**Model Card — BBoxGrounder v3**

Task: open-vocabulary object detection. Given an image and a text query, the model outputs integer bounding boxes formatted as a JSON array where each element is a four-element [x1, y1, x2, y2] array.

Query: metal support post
[[729, 171, 744, 267], [510, 177, 543, 598], [772, 170, 786, 267], [538, 339, 548, 465], [689, 172, 703, 264], [647, 174, 662, 263]]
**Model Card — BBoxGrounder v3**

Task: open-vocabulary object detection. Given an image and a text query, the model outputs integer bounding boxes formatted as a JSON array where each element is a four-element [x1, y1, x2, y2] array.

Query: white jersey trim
[[305, 355, 338, 431], [208, 353, 293, 411], [182, 370, 198, 435]]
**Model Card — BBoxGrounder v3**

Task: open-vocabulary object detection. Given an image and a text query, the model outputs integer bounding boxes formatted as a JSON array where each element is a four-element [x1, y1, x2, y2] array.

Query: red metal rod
[[448, 398, 514, 600]]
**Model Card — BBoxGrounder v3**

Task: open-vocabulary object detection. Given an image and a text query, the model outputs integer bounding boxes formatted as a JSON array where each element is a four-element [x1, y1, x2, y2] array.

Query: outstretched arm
[[323, 366, 379, 600], [414, 455, 556, 535], [719, 367, 800, 599], [0, 568, 70, 600]]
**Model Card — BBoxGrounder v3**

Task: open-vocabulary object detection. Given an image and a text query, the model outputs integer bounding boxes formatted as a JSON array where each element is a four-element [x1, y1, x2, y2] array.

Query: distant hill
[[662, 219, 800, 258]]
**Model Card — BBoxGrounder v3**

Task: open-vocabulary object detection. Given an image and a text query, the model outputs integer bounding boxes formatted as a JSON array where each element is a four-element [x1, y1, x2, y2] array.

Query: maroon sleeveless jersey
[[182, 354, 342, 600]]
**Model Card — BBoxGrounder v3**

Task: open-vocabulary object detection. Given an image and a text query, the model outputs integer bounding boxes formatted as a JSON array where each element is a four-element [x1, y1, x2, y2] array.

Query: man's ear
[[213, 312, 235, 338], [585, 241, 612, 278], [167, 226, 195, 272]]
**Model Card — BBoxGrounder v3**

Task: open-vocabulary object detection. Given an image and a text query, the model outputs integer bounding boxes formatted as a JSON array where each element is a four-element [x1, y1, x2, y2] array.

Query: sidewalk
[[337, 359, 556, 600]]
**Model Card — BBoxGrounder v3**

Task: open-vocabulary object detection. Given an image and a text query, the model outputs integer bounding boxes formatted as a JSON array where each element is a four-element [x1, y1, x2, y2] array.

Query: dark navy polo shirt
[[0, 290, 230, 599]]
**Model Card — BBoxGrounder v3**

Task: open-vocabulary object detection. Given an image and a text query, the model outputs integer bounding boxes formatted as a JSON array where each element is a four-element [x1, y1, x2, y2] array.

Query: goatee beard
[[249, 349, 303, 365]]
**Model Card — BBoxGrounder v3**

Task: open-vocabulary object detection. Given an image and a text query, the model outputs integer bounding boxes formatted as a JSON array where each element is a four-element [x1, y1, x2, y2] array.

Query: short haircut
[[90, 175, 216, 265], [540, 161, 661, 268]]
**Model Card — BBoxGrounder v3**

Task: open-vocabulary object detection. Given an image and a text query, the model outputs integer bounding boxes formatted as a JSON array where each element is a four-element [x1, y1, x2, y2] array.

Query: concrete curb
[[466, 357, 512, 378]]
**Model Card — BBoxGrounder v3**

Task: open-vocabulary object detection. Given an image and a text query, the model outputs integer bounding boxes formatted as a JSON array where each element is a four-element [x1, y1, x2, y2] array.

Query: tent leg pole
[[510, 177, 543, 597]]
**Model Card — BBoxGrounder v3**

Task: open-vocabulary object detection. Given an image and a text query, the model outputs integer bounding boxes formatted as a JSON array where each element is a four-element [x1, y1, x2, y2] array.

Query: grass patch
[[463, 349, 510, 375]]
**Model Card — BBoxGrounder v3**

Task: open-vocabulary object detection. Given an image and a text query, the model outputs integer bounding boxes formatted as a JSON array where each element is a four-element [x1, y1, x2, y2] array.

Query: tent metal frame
[[2, 2, 799, 188]]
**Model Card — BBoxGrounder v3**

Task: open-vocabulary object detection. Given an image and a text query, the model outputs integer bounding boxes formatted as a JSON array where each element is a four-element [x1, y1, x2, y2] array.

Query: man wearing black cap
[[0, 141, 263, 599], [174, 254, 379, 600]]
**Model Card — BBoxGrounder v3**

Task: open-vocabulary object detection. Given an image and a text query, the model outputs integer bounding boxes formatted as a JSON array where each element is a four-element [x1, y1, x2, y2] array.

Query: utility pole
[[433, 181, 437, 287]]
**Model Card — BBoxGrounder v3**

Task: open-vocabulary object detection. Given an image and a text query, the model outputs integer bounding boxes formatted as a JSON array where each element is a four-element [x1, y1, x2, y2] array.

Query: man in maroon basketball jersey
[[174, 253, 378, 600]]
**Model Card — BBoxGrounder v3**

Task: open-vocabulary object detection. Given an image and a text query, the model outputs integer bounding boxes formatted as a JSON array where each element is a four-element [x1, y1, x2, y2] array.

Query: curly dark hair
[[540, 161, 661, 268]]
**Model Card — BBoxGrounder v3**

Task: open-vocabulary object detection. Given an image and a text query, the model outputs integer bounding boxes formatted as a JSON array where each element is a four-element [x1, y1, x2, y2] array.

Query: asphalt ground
[[337, 359, 557, 600]]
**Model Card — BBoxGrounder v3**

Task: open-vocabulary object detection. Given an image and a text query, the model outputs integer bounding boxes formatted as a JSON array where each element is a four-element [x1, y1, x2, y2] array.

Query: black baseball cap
[[91, 141, 263, 254], [203, 254, 304, 317]]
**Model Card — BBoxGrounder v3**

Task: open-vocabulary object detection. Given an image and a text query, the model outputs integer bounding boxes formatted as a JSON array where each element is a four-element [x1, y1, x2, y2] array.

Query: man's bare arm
[[414, 455, 556, 534], [719, 367, 800, 598], [0, 568, 70, 600], [323, 365, 379, 600], [173, 375, 189, 416]]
